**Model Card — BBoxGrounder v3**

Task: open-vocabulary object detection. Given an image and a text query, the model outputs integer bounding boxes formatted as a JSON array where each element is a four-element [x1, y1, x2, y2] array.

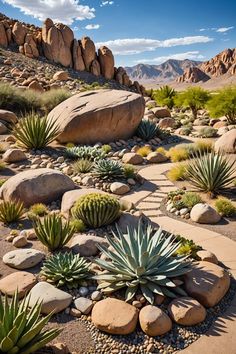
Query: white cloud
[[199, 28, 207, 32], [2, 0, 95, 25], [135, 51, 204, 64], [100, 1, 114, 7], [85, 24, 100, 30], [95, 36, 213, 55], [216, 26, 234, 33]]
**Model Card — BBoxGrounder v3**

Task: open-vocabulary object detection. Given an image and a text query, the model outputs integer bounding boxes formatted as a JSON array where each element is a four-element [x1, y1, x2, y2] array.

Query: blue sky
[[1, 0, 235, 67]]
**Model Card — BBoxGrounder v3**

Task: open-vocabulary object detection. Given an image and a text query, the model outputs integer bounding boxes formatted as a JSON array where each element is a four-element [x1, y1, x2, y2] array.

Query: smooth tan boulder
[[53, 71, 69, 81], [90, 59, 101, 76], [158, 117, 175, 129], [12, 21, 26, 45], [197, 250, 218, 264], [190, 203, 221, 224], [0, 109, 17, 124], [81, 36, 96, 71], [70, 234, 109, 257], [139, 305, 172, 336], [215, 129, 236, 153], [184, 261, 230, 307], [3, 148, 27, 163], [0, 22, 8, 47], [0, 271, 37, 299], [3, 249, 45, 270], [152, 107, 171, 118], [28, 80, 44, 92], [72, 39, 85, 71], [122, 152, 144, 165], [146, 152, 168, 163], [48, 90, 145, 144], [98, 46, 114, 79], [168, 297, 206, 326], [0, 168, 75, 207], [92, 298, 138, 334]]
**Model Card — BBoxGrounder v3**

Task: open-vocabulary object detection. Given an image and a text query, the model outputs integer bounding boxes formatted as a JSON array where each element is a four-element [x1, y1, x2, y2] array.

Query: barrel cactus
[[72, 193, 121, 228]]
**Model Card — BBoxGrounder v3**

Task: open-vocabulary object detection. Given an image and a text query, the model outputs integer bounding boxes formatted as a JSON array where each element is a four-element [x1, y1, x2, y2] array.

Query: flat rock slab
[[28, 281, 72, 314], [0, 271, 37, 298], [3, 249, 45, 269]]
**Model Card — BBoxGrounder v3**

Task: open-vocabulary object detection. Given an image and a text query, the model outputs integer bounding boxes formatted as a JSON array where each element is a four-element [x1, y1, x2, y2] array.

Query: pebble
[[79, 286, 89, 297], [91, 290, 103, 301]]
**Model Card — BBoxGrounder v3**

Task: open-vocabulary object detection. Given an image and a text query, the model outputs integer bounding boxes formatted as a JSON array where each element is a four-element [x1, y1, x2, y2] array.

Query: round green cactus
[[72, 193, 121, 228]]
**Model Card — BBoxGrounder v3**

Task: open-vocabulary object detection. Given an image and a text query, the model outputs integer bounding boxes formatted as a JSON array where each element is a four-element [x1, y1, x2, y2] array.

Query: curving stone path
[[123, 162, 236, 354]]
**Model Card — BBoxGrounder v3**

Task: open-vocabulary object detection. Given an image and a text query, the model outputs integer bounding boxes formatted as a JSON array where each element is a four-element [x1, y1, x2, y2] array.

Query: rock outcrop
[[176, 67, 210, 83]]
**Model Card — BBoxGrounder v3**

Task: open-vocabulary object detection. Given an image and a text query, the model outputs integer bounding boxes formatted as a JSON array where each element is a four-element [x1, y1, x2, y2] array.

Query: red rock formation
[[176, 67, 210, 83]]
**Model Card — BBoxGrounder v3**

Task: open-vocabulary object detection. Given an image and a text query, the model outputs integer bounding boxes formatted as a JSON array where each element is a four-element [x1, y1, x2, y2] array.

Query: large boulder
[[152, 107, 171, 118], [158, 117, 176, 129], [98, 46, 114, 79], [91, 298, 138, 334], [168, 297, 206, 326], [80, 36, 96, 71], [190, 203, 221, 224], [12, 21, 27, 45], [0, 23, 8, 47], [184, 261, 230, 307], [72, 39, 86, 71], [215, 129, 236, 153], [2, 148, 27, 163], [139, 305, 172, 336], [48, 90, 145, 144], [0, 168, 75, 207]]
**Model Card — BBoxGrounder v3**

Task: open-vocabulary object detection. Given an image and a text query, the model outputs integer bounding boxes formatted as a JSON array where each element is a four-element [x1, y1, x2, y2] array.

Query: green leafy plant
[[13, 113, 60, 149], [167, 163, 187, 181], [69, 218, 86, 232], [72, 193, 120, 228], [207, 86, 236, 124], [187, 152, 236, 196], [181, 192, 203, 209], [152, 85, 176, 109], [123, 164, 136, 178], [41, 252, 90, 289], [33, 213, 75, 251], [93, 222, 190, 303], [175, 236, 202, 259], [73, 159, 94, 174], [0, 291, 61, 354], [29, 203, 48, 216], [215, 197, 236, 217], [101, 144, 112, 154], [167, 189, 185, 201], [198, 126, 217, 138], [172, 200, 186, 210], [136, 119, 160, 141], [92, 159, 124, 180], [174, 87, 210, 119], [66, 145, 106, 160], [0, 200, 24, 224]]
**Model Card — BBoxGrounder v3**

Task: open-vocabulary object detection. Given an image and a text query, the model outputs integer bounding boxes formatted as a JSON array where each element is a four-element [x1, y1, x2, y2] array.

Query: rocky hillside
[[177, 48, 236, 83], [0, 13, 144, 94], [125, 59, 201, 82]]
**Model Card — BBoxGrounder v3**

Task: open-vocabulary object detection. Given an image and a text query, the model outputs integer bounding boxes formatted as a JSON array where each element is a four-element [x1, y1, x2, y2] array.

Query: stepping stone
[[3, 249, 45, 269], [28, 282, 72, 314], [0, 271, 37, 299]]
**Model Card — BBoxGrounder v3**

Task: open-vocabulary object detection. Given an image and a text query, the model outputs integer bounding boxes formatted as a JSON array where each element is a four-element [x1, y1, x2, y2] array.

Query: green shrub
[[0, 200, 24, 224], [167, 189, 185, 201], [187, 152, 236, 196], [0, 291, 60, 354], [152, 85, 176, 109], [181, 192, 203, 208], [41, 89, 72, 113], [29, 203, 48, 216], [123, 164, 136, 178], [198, 126, 217, 138], [69, 218, 86, 232], [93, 222, 190, 303], [194, 139, 214, 153], [65, 145, 106, 160], [13, 112, 60, 149], [136, 146, 152, 157], [174, 87, 210, 119], [73, 158, 93, 174], [41, 252, 90, 289], [167, 163, 187, 181], [175, 237, 202, 259], [101, 144, 112, 154], [156, 147, 167, 155], [72, 193, 120, 228], [179, 126, 192, 136], [172, 200, 186, 210], [167, 146, 189, 162], [207, 86, 236, 124], [136, 119, 160, 141], [215, 197, 236, 217], [92, 159, 124, 180], [33, 213, 75, 251]]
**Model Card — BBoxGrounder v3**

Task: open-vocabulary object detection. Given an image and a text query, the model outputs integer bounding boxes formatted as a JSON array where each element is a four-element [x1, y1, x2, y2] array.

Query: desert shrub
[[187, 152, 236, 196], [72, 193, 120, 228], [136, 119, 159, 140], [0, 200, 24, 224], [215, 197, 236, 217], [174, 87, 210, 119], [136, 146, 152, 157], [33, 213, 75, 251], [167, 146, 189, 162], [69, 218, 86, 232], [167, 189, 185, 201], [207, 86, 236, 124], [65, 145, 105, 160], [172, 200, 186, 210], [73, 159, 93, 174], [41, 252, 90, 289], [13, 112, 60, 149], [198, 126, 217, 138], [181, 192, 203, 208], [156, 147, 167, 155], [175, 236, 202, 259], [41, 89, 72, 113], [179, 126, 192, 136], [152, 85, 176, 109], [101, 144, 112, 154], [29, 203, 48, 216], [92, 159, 124, 180], [167, 163, 187, 181], [93, 222, 190, 303], [0, 292, 60, 353], [123, 164, 136, 178], [194, 139, 214, 153]]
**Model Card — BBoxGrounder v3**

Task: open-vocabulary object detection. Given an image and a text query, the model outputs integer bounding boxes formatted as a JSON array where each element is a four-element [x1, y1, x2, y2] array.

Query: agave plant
[[12, 113, 60, 149], [0, 200, 24, 224], [93, 222, 190, 304], [187, 152, 236, 196], [0, 292, 60, 354], [136, 119, 159, 141], [33, 213, 75, 251], [41, 252, 90, 289], [65, 145, 106, 160], [73, 158, 94, 174], [92, 159, 124, 180]]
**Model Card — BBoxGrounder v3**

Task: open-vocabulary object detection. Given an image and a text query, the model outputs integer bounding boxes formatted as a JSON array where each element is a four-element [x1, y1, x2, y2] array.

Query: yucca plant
[[41, 252, 90, 289], [93, 222, 190, 304], [73, 159, 94, 174], [65, 145, 106, 161], [0, 200, 24, 224], [187, 152, 236, 196], [136, 119, 160, 141], [0, 292, 61, 354], [12, 113, 60, 149], [92, 159, 124, 180], [72, 193, 120, 228], [33, 213, 75, 251]]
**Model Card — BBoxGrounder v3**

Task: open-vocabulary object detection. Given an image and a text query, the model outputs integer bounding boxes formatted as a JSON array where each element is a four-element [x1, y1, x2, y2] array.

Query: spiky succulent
[[92, 159, 124, 180], [65, 145, 106, 160], [72, 193, 120, 228], [0, 292, 60, 354], [73, 158, 94, 174], [12, 113, 60, 149], [136, 119, 159, 141], [187, 152, 236, 195], [93, 222, 190, 304], [0, 200, 24, 224], [41, 252, 90, 289], [33, 213, 75, 251]]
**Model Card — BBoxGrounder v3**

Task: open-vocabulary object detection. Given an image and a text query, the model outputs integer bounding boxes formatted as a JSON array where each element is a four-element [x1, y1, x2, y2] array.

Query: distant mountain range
[[125, 59, 201, 82]]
